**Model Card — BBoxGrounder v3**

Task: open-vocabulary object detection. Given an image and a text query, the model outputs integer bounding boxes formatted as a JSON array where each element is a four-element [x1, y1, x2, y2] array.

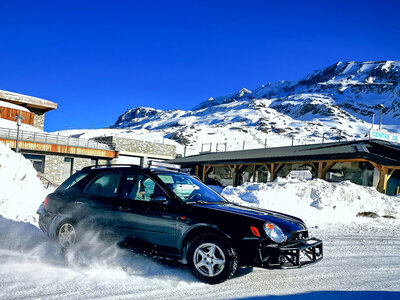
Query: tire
[[187, 233, 238, 284], [56, 219, 78, 249]]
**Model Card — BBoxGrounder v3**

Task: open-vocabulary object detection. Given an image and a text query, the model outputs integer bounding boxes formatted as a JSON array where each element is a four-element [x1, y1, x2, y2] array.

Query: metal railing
[[38, 175, 59, 189], [0, 127, 115, 151]]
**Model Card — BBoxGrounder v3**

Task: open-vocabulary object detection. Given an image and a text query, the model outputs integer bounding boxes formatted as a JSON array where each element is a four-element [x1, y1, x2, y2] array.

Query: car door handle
[[118, 206, 131, 211]]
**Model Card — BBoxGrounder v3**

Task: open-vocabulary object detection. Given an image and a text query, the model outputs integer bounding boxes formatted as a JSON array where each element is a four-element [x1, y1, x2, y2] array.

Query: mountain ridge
[[110, 60, 399, 154]]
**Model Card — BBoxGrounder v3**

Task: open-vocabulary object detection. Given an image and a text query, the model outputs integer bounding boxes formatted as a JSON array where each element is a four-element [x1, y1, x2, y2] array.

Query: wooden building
[[169, 140, 400, 195]]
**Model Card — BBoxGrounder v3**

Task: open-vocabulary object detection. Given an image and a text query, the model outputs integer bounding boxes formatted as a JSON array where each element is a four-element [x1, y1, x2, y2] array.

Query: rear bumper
[[37, 208, 52, 235], [259, 238, 323, 269]]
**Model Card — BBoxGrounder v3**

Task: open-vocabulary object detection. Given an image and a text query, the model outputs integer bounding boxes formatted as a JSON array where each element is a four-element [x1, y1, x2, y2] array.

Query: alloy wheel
[[193, 242, 226, 277], [58, 223, 77, 248]]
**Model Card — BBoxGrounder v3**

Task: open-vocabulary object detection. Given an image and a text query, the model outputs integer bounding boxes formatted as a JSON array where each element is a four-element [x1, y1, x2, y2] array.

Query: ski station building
[[170, 139, 400, 196], [0, 90, 176, 185]]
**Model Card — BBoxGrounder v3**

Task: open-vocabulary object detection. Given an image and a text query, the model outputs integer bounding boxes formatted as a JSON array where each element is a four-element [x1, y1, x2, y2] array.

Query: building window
[[23, 154, 45, 173]]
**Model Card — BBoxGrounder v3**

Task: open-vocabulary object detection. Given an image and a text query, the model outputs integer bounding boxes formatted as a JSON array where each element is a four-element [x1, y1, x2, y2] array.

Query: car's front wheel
[[187, 233, 238, 284], [57, 220, 77, 249]]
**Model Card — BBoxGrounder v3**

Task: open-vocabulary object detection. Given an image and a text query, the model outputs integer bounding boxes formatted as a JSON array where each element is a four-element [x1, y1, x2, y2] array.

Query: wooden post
[[202, 165, 212, 183], [370, 162, 395, 194], [270, 163, 276, 182], [317, 161, 335, 179], [228, 165, 237, 186], [381, 167, 389, 194], [268, 163, 284, 182], [373, 165, 390, 194], [317, 162, 323, 179], [202, 165, 206, 182], [322, 161, 335, 178], [195, 165, 200, 178]]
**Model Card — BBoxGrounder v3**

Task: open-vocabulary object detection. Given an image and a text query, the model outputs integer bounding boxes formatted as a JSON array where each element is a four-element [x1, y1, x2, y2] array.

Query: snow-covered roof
[[0, 90, 57, 112], [0, 100, 30, 112]]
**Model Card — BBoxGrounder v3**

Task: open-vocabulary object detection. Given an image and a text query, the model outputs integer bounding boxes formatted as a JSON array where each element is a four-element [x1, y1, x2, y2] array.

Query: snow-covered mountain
[[86, 61, 400, 155]]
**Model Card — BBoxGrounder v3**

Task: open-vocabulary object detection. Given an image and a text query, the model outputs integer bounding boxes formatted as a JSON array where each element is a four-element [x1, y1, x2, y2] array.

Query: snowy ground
[[1, 143, 400, 299], [0, 222, 399, 299]]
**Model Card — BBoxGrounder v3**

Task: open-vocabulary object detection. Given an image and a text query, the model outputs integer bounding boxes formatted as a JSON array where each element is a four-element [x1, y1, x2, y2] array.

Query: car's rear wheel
[[57, 221, 77, 249], [187, 233, 238, 284]]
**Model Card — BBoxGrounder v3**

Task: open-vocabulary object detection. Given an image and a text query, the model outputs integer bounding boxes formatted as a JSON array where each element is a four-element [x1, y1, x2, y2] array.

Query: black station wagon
[[38, 165, 323, 284]]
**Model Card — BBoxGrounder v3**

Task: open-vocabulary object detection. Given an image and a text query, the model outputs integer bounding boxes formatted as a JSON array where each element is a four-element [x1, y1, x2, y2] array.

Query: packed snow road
[[0, 218, 399, 300]]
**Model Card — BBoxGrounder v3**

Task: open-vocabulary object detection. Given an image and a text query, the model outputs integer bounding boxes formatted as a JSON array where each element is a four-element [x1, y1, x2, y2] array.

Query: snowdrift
[[0, 142, 49, 225], [221, 178, 400, 228]]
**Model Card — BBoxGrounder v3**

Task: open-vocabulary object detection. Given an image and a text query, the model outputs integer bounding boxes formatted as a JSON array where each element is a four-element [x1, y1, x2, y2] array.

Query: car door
[[114, 171, 180, 252], [72, 170, 123, 233]]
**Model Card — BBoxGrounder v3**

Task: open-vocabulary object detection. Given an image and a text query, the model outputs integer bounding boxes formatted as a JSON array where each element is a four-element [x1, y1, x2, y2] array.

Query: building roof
[[0, 90, 57, 112], [169, 140, 400, 167]]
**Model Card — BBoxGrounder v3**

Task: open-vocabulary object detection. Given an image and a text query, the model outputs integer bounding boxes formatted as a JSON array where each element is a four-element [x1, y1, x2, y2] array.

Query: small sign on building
[[370, 129, 400, 144]]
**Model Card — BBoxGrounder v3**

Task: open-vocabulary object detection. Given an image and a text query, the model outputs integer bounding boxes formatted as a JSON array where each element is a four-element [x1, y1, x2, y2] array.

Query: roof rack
[[81, 164, 143, 171], [147, 160, 181, 171]]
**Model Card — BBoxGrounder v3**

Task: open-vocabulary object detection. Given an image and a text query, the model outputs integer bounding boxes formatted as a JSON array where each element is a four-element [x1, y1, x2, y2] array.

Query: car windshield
[[157, 173, 227, 204]]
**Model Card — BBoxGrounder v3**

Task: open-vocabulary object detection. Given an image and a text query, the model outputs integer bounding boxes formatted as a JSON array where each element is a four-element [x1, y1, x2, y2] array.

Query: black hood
[[192, 202, 307, 233]]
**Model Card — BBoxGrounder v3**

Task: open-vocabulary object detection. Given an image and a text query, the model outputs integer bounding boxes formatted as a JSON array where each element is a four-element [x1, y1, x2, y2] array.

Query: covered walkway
[[169, 140, 400, 195]]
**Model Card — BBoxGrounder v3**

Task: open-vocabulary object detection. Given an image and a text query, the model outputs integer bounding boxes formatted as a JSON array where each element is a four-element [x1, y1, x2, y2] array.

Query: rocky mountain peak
[[111, 60, 400, 151]]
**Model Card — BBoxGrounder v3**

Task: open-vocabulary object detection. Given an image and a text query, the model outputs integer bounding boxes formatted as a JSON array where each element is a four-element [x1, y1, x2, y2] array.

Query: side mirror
[[151, 195, 168, 204]]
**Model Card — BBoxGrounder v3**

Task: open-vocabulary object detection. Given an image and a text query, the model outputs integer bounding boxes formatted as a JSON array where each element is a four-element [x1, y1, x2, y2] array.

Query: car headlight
[[264, 222, 287, 243]]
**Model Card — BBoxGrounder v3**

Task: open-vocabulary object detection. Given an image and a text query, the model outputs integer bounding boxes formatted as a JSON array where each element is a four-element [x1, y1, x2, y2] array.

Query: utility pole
[[322, 133, 325, 144], [14, 115, 25, 153], [184, 145, 187, 157], [378, 104, 384, 130], [291, 135, 294, 146], [338, 129, 342, 142], [371, 113, 375, 129], [264, 138, 267, 148], [242, 140, 245, 150]]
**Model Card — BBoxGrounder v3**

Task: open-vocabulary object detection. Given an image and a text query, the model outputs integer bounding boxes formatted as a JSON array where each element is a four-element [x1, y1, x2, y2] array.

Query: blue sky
[[0, 0, 399, 131]]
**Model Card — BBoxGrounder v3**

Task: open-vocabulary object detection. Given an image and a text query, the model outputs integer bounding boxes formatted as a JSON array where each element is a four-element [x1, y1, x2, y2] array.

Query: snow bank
[[0, 142, 49, 225], [221, 178, 400, 228]]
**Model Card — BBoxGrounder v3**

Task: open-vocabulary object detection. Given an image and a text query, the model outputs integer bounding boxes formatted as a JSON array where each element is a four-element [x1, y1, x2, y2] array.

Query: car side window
[[122, 173, 165, 202], [84, 172, 122, 198]]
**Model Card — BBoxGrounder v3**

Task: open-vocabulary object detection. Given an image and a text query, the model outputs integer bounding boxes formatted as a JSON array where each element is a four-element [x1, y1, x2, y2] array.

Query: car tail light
[[43, 196, 49, 208], [250, 226, 260, 237]]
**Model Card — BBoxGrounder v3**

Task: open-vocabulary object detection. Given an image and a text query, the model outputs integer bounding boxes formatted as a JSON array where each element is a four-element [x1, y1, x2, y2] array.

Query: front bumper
[[259, 238, 323, 269]]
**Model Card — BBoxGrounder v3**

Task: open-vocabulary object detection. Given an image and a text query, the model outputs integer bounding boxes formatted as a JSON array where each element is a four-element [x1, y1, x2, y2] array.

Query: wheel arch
[[179, 224, 232, 263]]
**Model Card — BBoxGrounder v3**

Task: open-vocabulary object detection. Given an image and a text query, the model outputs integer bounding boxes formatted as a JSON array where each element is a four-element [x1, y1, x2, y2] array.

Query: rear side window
[[57, 172, 89, 192], [84, 172, 122, 198]]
